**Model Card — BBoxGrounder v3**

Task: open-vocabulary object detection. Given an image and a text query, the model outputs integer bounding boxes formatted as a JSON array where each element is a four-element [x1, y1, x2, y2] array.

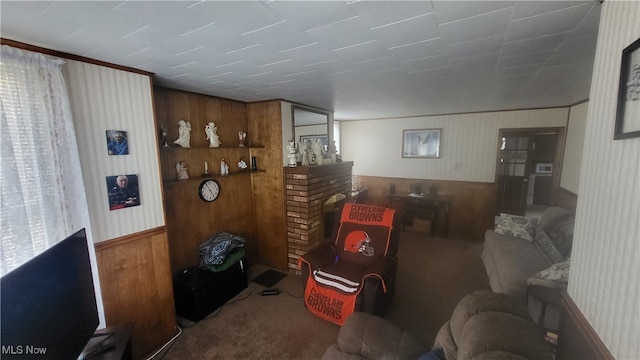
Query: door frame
[[494, 127, 566, 215]]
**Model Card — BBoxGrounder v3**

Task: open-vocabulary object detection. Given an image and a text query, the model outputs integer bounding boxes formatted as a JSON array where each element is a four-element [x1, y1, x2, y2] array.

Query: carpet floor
[[159, 231, 489, 359]]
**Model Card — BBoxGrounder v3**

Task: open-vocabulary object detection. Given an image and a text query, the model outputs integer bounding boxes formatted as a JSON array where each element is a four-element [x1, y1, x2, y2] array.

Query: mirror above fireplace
[[292, 105, 330, 152]]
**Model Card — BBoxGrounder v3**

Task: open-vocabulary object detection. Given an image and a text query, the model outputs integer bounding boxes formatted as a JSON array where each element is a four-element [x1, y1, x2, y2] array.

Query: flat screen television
[[1, 228, 99, 359]]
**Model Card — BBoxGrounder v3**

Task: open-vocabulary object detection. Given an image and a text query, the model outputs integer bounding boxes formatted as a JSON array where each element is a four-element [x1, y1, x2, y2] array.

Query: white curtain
[[0, 45, 91, 276]]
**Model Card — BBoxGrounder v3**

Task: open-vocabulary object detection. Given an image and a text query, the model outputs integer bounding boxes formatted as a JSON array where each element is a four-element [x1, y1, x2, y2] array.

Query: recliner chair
[[299, 203, 400, 325]]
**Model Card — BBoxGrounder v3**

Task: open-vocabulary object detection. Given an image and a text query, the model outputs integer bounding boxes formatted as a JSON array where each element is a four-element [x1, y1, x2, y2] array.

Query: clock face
[[198, 179, 220, 202]]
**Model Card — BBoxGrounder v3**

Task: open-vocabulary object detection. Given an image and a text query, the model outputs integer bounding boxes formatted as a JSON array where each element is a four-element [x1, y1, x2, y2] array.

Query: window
[[1, 45, 90, 275]]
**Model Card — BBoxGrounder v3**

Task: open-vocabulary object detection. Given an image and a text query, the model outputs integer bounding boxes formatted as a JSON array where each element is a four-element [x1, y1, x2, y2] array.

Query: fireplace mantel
[[284, 161, 353, 273]]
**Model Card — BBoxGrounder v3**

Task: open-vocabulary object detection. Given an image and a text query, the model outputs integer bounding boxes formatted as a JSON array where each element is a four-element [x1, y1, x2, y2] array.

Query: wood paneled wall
[[353, 175, 495, 239], [154, 87, 257, 272], [95, 227, 177, 359], [247, 101, 288, 272]]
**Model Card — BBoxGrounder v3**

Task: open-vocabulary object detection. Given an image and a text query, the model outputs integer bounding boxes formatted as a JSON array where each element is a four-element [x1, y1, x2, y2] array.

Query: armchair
[[299, 203, 400, 325]]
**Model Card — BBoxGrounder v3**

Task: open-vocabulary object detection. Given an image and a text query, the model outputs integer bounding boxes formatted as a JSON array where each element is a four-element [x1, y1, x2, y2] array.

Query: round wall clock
[[198, 179, 220, 202]]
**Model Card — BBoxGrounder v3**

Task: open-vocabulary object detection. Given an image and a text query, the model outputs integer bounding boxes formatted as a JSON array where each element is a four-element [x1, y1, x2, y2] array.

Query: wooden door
[[497, 133, 531, 215], [495, 128, 566, 216]]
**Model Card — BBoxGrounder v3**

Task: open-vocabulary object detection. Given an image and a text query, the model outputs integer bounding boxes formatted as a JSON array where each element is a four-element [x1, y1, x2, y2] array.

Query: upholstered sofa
[[323, 290, 553, 360], [480, 207, 574, 308]]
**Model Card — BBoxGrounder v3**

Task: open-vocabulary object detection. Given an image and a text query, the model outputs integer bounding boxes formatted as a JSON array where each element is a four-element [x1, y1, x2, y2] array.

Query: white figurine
[[299, 140, 310, 166], [238, 131, 247, 147], [173, 120, 191, 148], [311, 139, 324, 165], [176, 161, 189, 180], [328, 140, 337, 164], [220, 158, 229, 175], [238, 158, 248, 170], [205, 122, 221, 148], [287, 141, 297, 167]]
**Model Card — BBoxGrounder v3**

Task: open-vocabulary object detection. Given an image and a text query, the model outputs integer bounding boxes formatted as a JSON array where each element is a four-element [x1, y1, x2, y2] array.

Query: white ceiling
[[0, 1, 601, 120]]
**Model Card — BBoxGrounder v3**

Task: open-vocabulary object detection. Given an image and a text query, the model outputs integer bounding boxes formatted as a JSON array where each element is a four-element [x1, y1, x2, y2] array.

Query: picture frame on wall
[[106, 174, 140, 210], [106, 130, 129, 155], [614, 37, 640, 140], [402, 128, 441, 158]]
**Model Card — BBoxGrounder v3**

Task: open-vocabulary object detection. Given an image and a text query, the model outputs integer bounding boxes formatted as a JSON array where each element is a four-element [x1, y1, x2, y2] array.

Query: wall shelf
[[160, 145, 265, 150], [163, 169, 265, 185]]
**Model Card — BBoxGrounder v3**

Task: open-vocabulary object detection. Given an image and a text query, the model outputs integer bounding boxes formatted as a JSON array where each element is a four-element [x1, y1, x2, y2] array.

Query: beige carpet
[[159, 232, 489, 359]]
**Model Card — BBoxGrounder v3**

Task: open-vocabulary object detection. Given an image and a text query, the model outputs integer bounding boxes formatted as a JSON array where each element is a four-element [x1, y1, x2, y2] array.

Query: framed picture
[[614, 37, 640, 140], [300, 134, 328, 151], [106, 130, 129, 155], [402, 128, 441, 158], [106, 174, 140, 210]]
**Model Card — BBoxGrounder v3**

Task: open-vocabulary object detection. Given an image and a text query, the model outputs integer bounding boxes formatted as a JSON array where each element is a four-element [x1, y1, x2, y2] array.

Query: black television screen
[[1, 228, 99, 359]]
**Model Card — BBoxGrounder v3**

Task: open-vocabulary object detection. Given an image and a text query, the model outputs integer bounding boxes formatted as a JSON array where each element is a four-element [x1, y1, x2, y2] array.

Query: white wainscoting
[[64, 61, 165, 243], [341, 107, 568, 182], [568, 2, 640, 359]]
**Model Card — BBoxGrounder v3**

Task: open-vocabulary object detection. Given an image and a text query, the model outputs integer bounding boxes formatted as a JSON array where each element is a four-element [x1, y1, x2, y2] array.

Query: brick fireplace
[[284, 161, 353, 273]]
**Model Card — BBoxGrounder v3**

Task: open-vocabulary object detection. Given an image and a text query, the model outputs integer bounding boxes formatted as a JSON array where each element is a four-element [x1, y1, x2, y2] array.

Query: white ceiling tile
[[407, 67, 454, 85], [332, 40, 391, 63], [555, 35, 598, 54], [306, 16, 376, 51], [372, 12, 440, 49], [266, 2, 356, 32], [400, 54, 449, 73], [544, 51, 595, 67], [494, 64, 541, 78], [351, 56, 398, 73], [347, 1, 434, 29], [505, 2, 593, 42], [445, 34, 504, 59], [568, 4, 601, 38], [388, 37, 446, 62], [511, 1, 587, 20], [112, 1, 214, 36], [501, 33, 568, 58], [497, 51, 554, 70], [450, 51, 498, 68], [243, 22, 317, 52], [433, 1, 514, 24], [439, 7, 512, 44]]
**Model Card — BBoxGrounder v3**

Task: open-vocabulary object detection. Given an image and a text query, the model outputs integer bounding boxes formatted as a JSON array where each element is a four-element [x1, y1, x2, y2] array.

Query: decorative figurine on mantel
[[287, 140, 297, 167], [173, 120, 192, 148], [328, 140, 337, 164], [238, 131, 247, 147], [310, 139, 324, 165], [220, 158, 229, 175], [158, 126, 168, 147], [238, 158, 248, 171], [176, 161, 189, 180], [299, 140, 310, 166], [205, 122, 221, 148]]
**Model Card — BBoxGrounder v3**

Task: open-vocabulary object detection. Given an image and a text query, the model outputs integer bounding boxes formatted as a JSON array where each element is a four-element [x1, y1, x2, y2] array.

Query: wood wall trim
[[95, 226, 167, 251], [1, 38, 153, 76], [558, 291, 614, 360]]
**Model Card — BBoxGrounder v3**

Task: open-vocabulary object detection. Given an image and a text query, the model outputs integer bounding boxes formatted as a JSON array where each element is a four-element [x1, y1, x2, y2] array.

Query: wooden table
[[387, 193, 452, 237]]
